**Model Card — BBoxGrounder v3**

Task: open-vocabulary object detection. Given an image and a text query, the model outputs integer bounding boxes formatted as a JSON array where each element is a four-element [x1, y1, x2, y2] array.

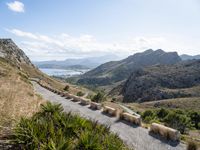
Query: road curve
[[32, 81, 186, 150]]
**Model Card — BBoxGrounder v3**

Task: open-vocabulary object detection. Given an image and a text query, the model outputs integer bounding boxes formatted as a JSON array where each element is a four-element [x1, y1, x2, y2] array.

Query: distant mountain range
[[34, 52, 200, 70], [33, 55, 121, 70], [76, 49, 181, 86], [180, 54, 200, 60]]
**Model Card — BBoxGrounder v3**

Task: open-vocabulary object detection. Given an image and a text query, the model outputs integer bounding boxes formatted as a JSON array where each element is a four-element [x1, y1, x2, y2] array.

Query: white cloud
[[8, 29, 37, 39], [7, 1, 25, 13], [7, 28, 199, 61]]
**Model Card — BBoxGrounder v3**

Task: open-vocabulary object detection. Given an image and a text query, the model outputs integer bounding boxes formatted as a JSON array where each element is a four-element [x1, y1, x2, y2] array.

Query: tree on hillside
[[164, 111, 191, 133], [92, 92, 105, 103], [64, 85, 70, 91], [189, 111, 200, 129]]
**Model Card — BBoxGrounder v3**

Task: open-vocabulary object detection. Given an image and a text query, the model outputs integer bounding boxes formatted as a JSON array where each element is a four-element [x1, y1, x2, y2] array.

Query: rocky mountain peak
[[0, 39, 33, 67], [154, 49, 165, 54]]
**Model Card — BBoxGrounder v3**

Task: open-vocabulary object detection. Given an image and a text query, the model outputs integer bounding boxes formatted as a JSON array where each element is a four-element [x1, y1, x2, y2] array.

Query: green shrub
[[142, 110, 154, 118], [198, 123, 200, 129], [92, 92, 105, 103], [142, 110, 156, 123], [77, 91, 85, 97], [189, 111, 200, 129], [157, 108, 169, 119], [164, 111, 191, 134], [13, 102, 128, 150], [143, 116, 159, 123], [142, 109, 200, 132], [111, 97, 117, 102], [64, 85, 70, 91]]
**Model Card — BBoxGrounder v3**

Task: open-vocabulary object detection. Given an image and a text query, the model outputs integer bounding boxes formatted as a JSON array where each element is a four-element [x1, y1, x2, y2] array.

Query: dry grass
[[0, 59, 93, 131], [122, 102, 151, 113], [141, 97, 200, 111], [161, 86, 200, 97], [0, 61, 44, 135], [121, 97, 200, 113]]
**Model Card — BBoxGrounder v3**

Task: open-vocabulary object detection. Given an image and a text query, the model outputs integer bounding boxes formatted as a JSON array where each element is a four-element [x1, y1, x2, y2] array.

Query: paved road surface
[[32, 81, 186, 150]]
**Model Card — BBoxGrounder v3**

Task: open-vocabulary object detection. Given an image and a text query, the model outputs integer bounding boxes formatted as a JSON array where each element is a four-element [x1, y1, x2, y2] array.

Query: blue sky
[[1, 0, 200, 61]]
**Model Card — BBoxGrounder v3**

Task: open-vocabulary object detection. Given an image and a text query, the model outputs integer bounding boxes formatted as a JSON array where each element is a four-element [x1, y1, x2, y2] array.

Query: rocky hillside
[[76, 49, 181, 87], [0, 39, 33, 68], [0, 39, 68, 90], [120, 60, 200, 102]]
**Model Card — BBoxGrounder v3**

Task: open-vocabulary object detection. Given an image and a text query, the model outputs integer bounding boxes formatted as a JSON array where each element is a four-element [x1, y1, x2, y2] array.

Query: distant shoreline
[[39, 68, 89, 77]]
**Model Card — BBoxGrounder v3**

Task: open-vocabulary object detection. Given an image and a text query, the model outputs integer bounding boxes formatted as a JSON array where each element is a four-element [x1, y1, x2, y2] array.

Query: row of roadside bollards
[[38, 81, 142, 126]]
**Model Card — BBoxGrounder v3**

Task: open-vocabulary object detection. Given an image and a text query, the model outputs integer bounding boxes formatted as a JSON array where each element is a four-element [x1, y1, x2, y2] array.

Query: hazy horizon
[[1, 0, 200, 61]]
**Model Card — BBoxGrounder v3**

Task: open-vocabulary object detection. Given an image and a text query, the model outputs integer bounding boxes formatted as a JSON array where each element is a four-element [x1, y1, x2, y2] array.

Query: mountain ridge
[[34, 54, 121, 69], [76, 49, 181, 87]]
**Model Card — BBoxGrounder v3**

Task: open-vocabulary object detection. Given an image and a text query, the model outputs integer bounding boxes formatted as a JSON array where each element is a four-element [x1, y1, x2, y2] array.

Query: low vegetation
[[92, 92, 105, 103], [142, 108, 200, 134], [76, 91, 85, 97], [13, 102, 128, 150], [64, 85, 70, 91]]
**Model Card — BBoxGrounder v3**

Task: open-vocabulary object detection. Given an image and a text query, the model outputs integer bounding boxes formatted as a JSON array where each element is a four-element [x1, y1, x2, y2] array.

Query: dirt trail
[[32, 81, 186, 150]]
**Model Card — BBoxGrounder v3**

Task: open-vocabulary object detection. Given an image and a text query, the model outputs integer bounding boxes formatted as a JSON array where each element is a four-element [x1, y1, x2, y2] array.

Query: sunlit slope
[[0, 58, 43, 129]]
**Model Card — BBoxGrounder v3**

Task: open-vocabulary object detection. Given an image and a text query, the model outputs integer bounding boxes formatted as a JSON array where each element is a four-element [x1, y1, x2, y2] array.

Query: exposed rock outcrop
[[0, 39, 33, 68], [121, 60, 200, 102]]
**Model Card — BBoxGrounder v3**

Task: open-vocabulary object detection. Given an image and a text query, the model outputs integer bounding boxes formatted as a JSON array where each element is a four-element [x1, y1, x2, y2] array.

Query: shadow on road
[[115, 119, 139, 128], [78, 102, 90, 106], [88, 107, 98, 111], [148, 131, 180, 147], [101, 111, 116, 118]]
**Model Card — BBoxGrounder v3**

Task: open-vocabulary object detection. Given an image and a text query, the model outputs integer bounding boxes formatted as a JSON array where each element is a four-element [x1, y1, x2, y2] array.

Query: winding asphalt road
[[32, 81, 186, 150]]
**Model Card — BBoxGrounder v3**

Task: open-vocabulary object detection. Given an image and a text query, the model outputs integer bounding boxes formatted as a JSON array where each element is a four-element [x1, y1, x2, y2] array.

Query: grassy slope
[[123, 97, 200, 113], [0, 57, 93, 128], [142, 97, 200, 111], [0, 58, 44, 134]]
